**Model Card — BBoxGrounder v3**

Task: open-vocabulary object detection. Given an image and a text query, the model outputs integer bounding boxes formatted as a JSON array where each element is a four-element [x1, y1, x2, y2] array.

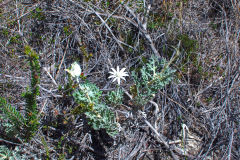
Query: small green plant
[[31, 7, 45, 21], [41, 136, 50, 160], [131, 56, 175, 106], [106, 89, 123, 106], [72, 82, 119, 136], [107, 66, 128, 106], [85, 103, 119, 136], [177, 34, 198, 54], [0, 97, 24, 140], [0, 29, 9, 37], [72, 82, 101, 113], [0, 145, 23, 160], [58, 153, 65, 160], [0, 45, 40, 141], [80, 45, 93, 70], [63, 26, 72, 36], [0, 97, 25, 131], [9, 34, 21, 44], [57, 136, 65, 150], [0, 119, 17, 137], [66, 62, 119, 136], [22, 45, 41, 140], [209, 21, 218, 30]]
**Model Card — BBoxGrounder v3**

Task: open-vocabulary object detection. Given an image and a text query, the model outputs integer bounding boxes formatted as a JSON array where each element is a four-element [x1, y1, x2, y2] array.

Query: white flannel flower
[[108, 66, 128, 85], [65, 62, 81, 78]]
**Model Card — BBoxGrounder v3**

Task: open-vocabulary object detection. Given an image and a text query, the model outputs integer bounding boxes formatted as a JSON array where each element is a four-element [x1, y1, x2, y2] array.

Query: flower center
[[116, 72, 121, 78]]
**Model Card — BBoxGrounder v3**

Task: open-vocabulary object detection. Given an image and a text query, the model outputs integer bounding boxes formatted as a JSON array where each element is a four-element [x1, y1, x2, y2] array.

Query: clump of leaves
[[0, 97, 25, 129], [63, 25, 72, 36], [106, 89, 123, 106], [22, 45, 40, 140], [0, 45, 40, 141], [72, 82, 101, 113], [131, 56, 175, 106], [85, 103, 119, 136], [0, 145, 25, 160], [9, 34, 21, 44], [72, 82, 119, 136], [0, 97, 24, 139], [177, 34, 198, 54], [31, 7, 45, 21]]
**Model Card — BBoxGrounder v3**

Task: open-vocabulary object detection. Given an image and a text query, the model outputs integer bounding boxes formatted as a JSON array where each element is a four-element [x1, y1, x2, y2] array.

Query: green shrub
[[72, 82, 119, 136], [0, 45, 40, 141], [106, 89, 123, 106], [131, 56, 175, 106], [22, 45, 41, 140], [0, 145, 24, 160]]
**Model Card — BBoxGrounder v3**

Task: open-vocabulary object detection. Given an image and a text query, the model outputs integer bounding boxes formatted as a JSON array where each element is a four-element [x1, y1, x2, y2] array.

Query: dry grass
[[0, 0, 239, 159]]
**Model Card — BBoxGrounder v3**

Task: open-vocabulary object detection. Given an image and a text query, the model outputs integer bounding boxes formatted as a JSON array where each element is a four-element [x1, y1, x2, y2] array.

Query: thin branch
[[124, 5, 160, 57], [89, 6, 125, 52]]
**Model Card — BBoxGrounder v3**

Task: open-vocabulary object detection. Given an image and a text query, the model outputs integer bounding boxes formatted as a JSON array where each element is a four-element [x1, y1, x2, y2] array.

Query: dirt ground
[[0, 0, 239, 159]]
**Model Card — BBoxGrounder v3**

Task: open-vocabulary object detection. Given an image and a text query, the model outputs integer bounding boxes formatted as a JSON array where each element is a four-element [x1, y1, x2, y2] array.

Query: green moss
[[177, 34, 198, 53], [141, 56, 148, 64], [167, 12, 173, 18], [0, 29, 9, 37], [196, 102, 201, 107], [9, 34, 21, 44], [41, 137, 50, 160], [109, 17, 117, 24], [48, 37, 55, 44], [63, 26, 72, 36], [31, 7, 45, 21], [147, 14, 166, 29], [209, 21, 218, 30], [68, 146, 73, 154], [101, 0, 110, 9], [175, 34, 200, 76], [198, 65, 203, 73], [58, 153, 65, 160], [176, 2, 181, 7], [215, 65, 221, 71], [207, 97, 213, 103]]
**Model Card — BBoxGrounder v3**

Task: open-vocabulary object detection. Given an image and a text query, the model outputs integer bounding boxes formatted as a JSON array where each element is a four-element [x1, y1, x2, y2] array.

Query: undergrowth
[[0, 0, 239, 159], [0, 45, 40, 141]]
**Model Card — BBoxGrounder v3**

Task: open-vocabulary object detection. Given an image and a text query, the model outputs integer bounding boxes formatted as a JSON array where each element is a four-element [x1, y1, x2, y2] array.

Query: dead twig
[[142, 115, 179, 160], [124, 5, 160, 57]]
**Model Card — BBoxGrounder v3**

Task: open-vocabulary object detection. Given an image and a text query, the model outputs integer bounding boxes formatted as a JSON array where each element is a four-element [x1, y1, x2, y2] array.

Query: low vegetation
[[0, 0, 239, 159]]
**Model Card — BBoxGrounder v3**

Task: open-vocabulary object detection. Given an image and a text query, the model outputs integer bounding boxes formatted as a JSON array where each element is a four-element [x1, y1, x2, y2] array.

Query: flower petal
[[112, 77, 118, 82], [108, 66, 128, 85], [121, 72, 129, 76], [108, 75, 116, 79], [117, 78, 121, 85], [111, 68, 117, 73], [116, 66, 120, 72], [121, 77, 126, 81], [109, 71, 116, 75], [120, 67, 126, 73]]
